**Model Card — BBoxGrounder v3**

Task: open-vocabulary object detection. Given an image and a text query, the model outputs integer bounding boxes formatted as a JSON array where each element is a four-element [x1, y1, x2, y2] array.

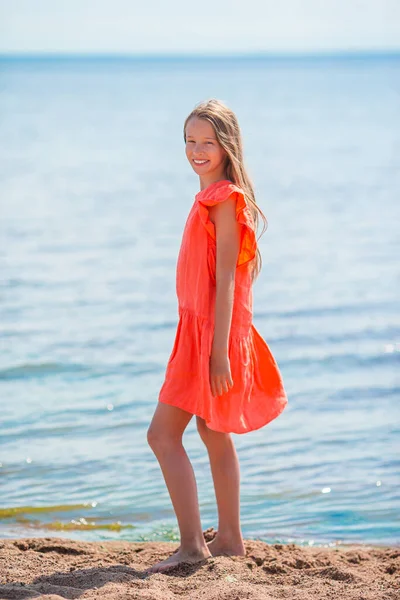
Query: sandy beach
[[0, 528, 398, 600]]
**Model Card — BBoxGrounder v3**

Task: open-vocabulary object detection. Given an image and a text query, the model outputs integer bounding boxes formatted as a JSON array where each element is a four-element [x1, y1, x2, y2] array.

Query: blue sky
[[1, 0, 399, 54]]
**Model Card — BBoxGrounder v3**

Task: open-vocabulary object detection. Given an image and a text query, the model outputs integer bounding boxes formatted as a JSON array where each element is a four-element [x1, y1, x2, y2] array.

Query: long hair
[[183, 98, 268, 283]]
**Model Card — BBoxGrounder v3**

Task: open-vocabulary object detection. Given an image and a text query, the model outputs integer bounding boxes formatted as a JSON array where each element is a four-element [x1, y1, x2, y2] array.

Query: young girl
[[146, 98, 288, 574]]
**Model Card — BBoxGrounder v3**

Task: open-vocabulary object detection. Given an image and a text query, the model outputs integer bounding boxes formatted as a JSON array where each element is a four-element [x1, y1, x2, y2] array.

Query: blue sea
[[0, 53, 399, 548]]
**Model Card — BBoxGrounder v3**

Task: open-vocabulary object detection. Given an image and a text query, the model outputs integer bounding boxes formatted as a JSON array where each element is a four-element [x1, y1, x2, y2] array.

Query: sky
[[0, 0, 399, 55]]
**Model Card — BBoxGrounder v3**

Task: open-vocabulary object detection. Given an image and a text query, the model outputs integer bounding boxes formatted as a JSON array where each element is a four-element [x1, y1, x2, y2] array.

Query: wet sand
[[0, 528, 398, 599]]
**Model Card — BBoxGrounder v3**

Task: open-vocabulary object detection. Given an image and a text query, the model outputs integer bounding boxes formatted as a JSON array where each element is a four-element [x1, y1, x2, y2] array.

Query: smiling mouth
[[193, 159, 209, 165]]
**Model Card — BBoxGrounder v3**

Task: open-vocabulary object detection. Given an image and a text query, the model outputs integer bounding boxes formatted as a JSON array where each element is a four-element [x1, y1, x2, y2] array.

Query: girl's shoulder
[[195, 179, 244, 206]]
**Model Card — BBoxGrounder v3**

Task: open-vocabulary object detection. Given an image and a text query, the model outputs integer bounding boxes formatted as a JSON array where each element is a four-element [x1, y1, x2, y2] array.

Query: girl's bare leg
[[196, 416, 246, 556], [146, 403, 211, 572]]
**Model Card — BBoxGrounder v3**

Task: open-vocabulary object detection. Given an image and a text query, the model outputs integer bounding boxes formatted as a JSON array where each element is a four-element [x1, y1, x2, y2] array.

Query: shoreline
[[1, 529, 398, 599]]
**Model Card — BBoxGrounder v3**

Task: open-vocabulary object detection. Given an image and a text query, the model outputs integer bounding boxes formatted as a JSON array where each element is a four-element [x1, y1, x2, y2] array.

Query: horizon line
[[1, 49, 400, 61]]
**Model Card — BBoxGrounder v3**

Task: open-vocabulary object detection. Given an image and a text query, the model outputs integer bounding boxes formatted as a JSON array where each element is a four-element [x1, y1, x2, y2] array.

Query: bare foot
[[206, 536, 246, 557], [146, 546, 211, 574], [171, 532, 246, 559]]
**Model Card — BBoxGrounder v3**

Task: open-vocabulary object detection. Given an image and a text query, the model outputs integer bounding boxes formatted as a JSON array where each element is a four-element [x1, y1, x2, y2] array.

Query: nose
[[191, 142, 207, 155]]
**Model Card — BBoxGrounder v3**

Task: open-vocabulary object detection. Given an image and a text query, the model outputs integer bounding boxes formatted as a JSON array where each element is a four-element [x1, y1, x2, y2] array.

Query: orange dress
[[158, 179, 288, 434]]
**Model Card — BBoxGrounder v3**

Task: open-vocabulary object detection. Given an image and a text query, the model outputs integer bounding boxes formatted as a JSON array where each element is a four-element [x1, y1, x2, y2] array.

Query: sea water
[[0, 53, 399, 546]]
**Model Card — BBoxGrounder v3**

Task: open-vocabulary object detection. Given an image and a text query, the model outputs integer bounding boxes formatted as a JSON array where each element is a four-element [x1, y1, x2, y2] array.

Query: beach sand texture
[[0, 529, 398, 600]]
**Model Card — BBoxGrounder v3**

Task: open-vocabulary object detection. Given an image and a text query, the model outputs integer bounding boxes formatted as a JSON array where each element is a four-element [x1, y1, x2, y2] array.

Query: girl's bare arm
[[209, 195, 241, 355]]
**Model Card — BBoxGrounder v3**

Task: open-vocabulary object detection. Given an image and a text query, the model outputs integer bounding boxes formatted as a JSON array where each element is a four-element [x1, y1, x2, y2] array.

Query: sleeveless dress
[[158, 179, 288, 434]]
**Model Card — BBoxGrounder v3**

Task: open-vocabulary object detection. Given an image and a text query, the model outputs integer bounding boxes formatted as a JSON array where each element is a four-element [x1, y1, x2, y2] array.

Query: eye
[[207, 141, 214, 145]]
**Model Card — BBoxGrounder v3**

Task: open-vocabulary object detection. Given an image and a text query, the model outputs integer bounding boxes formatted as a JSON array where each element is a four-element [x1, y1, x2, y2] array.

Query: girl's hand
[[209, 351, 234, 398]]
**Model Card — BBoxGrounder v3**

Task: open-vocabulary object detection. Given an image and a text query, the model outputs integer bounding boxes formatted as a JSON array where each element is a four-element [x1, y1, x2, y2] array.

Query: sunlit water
[[1, 54, 399, 547]]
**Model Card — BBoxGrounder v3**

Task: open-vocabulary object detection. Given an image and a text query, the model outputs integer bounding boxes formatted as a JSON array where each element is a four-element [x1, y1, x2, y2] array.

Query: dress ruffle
[[159, 307, 288, 434], [196, 180, 257, 268]]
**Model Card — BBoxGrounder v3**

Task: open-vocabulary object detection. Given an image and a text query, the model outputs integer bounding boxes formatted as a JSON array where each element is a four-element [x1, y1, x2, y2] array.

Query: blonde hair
[[183, 98, 268, 283]]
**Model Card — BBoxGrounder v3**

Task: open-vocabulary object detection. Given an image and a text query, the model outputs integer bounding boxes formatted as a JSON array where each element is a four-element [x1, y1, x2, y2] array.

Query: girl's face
[[185, 117, 228, 185]]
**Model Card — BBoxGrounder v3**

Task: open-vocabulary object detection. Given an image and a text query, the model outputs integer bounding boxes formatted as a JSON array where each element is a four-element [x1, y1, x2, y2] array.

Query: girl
[[146, 99, 288, 574]]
